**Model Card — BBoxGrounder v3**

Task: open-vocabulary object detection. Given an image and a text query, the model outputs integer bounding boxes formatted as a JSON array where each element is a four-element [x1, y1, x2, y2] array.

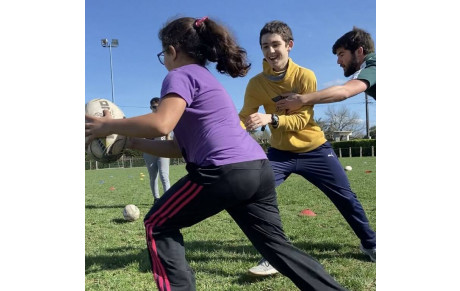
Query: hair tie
[[194, 16, 208, 28]]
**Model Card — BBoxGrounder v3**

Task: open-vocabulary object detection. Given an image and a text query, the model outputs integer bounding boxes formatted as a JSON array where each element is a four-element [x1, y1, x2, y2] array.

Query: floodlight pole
[[101, 38, 118, 103], [108, 44, 115, 103], [365, 93, 370, 139]]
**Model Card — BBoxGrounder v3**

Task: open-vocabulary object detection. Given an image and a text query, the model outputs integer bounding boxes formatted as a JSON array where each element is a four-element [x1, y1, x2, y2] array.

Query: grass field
[[85, 157, 376, 291]]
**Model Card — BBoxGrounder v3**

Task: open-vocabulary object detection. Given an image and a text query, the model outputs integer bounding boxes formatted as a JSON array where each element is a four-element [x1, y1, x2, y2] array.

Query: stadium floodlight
[[101, 38, 119, 102]]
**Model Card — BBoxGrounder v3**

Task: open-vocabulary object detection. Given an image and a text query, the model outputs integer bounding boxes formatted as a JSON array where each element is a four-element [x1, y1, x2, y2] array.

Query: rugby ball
[[123, 204, 140, 221], [85, 98, 127, 163]]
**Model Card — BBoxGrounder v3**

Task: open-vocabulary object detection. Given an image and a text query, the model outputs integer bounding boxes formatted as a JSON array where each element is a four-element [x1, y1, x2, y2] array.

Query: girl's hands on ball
[[85, 109, 113, 146], [125, 137, 137, 149]]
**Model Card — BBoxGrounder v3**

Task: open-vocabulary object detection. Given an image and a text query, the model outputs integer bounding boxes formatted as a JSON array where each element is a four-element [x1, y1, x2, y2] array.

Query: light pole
[[365, 93, 370, 139], [101, 38, 118, 103]]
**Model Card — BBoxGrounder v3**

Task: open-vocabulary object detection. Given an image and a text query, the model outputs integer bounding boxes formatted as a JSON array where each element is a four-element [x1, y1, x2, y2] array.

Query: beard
[[343, 53, 360, 77]]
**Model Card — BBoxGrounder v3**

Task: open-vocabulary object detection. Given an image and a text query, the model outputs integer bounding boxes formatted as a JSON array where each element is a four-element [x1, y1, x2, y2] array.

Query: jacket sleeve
[[275, 106, 315, 131], [238, 79, 262, 129]]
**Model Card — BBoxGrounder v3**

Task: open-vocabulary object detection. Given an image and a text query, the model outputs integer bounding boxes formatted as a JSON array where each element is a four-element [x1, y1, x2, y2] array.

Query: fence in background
[[85, 156, 185, 170], [85, 146, 375, 170], [334, 146, 375, 158]]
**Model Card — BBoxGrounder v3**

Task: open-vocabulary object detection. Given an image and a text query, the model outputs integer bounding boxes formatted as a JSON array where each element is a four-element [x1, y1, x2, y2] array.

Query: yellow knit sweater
[[239, 58, 326, 153]]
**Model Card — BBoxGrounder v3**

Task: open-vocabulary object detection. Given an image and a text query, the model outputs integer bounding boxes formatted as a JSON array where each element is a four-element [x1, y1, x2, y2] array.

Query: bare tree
[[320, 105, 365, 140], [246, 128, 271, 152], [314, 117, 328, 132]]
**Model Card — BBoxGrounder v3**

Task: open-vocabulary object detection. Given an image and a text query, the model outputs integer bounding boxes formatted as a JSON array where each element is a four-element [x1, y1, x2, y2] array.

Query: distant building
[[333, 131, 352, 142]]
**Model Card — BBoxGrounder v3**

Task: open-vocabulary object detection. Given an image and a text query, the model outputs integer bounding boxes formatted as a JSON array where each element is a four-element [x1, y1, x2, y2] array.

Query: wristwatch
[[271, 114, 279, 128]]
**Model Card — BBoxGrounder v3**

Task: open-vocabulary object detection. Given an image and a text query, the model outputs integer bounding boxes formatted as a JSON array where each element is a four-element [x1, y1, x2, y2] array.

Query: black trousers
[[144, 159, 346, 291]]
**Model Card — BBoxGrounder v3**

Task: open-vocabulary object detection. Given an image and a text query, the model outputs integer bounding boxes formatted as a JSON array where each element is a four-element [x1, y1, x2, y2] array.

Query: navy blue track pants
[[267, 142, 376, 249], [143, 159, 346, 291]]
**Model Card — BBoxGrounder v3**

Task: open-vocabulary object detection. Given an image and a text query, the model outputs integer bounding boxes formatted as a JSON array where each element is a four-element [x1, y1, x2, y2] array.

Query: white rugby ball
[[85, 98, 127, 163], [123, 204, 140, 221], [344, 166, 352, 171]]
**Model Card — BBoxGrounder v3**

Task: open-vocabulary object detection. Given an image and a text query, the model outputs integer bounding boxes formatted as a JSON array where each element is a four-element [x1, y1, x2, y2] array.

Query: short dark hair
[[150, 97, 160, 106], [259, 20, 293, 46], [332, 26, 375, 55]]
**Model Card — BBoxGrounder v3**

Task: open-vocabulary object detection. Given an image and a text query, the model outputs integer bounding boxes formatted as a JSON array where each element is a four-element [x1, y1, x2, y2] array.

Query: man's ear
[[287, 40, 294, 52], [356, 46, 364, 57]]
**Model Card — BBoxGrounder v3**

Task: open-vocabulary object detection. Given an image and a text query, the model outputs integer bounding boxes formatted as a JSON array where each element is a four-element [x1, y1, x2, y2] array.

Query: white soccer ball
[[85, 98, 127, 163], [344, 166, 352, 171], [123, 204, 140, 221]]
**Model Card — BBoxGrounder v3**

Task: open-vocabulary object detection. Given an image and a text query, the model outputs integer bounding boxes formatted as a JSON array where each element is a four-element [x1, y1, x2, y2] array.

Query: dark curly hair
[[158, 17, 251, 78]]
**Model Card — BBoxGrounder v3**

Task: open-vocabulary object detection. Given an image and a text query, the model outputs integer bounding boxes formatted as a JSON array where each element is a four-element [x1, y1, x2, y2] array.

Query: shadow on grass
[[85, 239, 360, 278], [86, 204, 126, 209], [85, 248, 151, 275], [293, 241, 372, 262], [86, 203, 154, 209], [236, 272, 281, 284], [86, 240, 259, 275], [111, 218, 132, 224]]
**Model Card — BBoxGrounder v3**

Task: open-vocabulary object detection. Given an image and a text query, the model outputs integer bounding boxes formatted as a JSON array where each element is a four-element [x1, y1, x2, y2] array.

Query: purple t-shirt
[[160, 64, 267, 166]]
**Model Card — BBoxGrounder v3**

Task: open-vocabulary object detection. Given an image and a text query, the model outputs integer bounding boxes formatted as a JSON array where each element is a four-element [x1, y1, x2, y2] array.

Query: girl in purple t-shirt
[[85, 16, 345, 291]]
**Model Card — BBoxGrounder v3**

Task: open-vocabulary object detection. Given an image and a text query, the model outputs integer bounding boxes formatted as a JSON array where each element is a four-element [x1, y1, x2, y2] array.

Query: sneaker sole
[[247, 268, 279, 276]]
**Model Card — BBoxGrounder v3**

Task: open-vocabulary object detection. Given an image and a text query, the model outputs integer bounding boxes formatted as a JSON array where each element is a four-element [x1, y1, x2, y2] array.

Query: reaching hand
[[244, 113, 271, 131], [85, 109, 113, 147], [276, 93, 304, 113]]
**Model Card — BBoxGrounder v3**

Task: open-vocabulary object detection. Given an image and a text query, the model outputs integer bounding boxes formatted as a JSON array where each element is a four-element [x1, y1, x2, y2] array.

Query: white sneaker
[[248, 258, 279, 276], [360, 244, 376, 262]]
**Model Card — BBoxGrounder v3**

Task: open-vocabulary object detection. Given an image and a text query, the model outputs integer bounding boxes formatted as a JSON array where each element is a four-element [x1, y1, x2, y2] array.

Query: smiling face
[[260, 33, 293, 72]]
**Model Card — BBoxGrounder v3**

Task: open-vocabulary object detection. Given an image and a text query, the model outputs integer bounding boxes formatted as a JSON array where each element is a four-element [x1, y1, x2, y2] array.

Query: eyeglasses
[[157, 50, 165, 65]]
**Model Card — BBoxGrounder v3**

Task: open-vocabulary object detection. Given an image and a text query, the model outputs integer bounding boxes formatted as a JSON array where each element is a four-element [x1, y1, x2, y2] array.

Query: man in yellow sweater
[[239, 20, 376, 276]]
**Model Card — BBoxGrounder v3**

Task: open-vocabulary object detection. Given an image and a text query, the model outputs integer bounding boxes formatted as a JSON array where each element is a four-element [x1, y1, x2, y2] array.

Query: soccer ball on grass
[[123, 204, 140, 222]]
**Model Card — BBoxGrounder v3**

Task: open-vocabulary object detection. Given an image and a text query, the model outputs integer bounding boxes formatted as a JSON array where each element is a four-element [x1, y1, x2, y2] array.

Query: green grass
[[86, 157, 376, 291]]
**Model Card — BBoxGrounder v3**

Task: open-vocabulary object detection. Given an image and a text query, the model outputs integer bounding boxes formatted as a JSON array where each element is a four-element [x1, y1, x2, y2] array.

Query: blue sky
[[85, 0, 376, 127], [6, 2, 460, 289]]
